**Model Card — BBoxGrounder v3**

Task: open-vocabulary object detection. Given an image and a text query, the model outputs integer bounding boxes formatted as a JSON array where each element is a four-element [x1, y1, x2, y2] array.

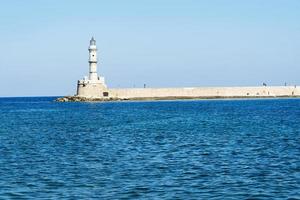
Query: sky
[[0, 0, 299, 97]]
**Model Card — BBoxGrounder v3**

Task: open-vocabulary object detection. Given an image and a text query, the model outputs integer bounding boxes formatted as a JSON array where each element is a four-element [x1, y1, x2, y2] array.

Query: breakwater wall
[[108, 86, 299, 99]]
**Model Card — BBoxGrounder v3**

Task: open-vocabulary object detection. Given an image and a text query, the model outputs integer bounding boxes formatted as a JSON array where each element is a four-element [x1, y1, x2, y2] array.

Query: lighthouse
[[76, 37, 108, 98], [88, 37, 98, 81]]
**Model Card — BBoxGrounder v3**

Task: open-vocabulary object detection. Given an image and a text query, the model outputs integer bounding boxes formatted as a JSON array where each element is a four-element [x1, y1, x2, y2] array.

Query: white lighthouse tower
[[76, 37, 108, 98], [88, 37, 99, 81]]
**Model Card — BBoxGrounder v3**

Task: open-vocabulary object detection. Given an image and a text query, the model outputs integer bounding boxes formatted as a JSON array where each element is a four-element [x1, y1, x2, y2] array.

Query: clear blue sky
[[0, 0, 299, 97]]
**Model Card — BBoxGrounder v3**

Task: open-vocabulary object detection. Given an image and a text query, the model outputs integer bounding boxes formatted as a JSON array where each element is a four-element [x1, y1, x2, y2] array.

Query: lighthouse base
[[76, 77, 109, 98]]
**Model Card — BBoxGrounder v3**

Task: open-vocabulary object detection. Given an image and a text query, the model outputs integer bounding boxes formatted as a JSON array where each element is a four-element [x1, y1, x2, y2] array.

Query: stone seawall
[[57, 86, 300, 102], [109, 86, 299, 99]]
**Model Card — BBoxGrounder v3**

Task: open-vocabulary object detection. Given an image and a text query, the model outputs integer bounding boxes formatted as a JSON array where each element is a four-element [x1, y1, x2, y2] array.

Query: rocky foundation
[[55, 96, 120, 102], [55, 95, 300, 102]]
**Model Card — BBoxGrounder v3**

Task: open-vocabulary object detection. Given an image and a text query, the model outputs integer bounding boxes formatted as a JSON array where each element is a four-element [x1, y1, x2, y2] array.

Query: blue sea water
[[0, 97, 299, 199]]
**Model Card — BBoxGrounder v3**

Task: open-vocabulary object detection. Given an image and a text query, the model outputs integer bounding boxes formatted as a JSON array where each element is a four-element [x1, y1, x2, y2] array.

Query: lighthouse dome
[[90, 37, 96, 46]]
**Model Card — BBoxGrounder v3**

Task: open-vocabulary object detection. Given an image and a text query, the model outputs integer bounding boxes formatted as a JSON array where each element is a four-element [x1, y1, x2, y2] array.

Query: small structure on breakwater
[[57, 37, 299, 102]]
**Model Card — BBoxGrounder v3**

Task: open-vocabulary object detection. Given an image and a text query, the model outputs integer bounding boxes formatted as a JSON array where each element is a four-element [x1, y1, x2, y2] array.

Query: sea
[[0, 97, 299, 199]]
